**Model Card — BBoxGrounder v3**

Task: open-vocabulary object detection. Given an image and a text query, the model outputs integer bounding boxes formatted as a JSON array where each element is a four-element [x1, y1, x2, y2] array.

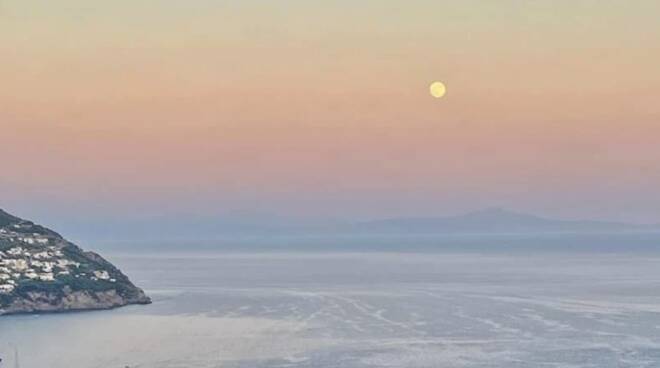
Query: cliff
[[0, 209, 150, 315]]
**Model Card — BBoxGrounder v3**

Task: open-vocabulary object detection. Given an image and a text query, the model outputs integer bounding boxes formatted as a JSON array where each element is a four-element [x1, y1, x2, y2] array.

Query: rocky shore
[[0, 209, 150, 316]]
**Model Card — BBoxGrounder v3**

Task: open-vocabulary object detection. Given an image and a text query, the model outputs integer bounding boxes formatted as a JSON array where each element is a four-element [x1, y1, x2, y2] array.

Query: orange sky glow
[[2, 1, 660, 223]]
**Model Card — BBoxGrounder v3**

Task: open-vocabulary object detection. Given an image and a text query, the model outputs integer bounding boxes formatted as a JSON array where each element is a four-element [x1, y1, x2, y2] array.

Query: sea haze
[[2, 234, 660, 367], [37, 208, 660, 244]]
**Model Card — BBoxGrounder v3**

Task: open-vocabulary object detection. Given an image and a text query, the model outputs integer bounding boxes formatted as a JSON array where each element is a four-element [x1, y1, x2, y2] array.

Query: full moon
[[429, 81, 447, 98]]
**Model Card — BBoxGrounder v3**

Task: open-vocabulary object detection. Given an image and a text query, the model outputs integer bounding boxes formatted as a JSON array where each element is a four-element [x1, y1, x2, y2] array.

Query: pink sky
[[2, 1, 660, 223]]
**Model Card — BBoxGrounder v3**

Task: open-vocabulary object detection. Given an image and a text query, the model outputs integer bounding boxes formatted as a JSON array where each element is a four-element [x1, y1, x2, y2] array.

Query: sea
[[2, 233, 660, 367]]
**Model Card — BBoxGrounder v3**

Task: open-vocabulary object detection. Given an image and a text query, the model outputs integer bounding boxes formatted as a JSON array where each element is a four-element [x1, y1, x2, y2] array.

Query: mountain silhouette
[[353, 207, 651, 234]]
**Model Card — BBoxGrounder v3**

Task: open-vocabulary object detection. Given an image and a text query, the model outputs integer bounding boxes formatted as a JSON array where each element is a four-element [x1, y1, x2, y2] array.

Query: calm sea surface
[[3, 235, 660, 367]]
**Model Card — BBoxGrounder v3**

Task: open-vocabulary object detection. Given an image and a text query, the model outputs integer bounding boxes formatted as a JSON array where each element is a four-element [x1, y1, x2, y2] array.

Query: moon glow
[[429, 81, 447, 98]]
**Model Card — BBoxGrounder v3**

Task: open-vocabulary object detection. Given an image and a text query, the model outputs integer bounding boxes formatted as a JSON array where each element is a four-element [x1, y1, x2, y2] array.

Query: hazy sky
[[2, 0, 660, 226]]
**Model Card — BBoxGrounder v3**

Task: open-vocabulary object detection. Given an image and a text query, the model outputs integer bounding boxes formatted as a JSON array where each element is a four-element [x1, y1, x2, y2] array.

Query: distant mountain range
[[19, 207, 660, 243], [351, 208, 659, 235]]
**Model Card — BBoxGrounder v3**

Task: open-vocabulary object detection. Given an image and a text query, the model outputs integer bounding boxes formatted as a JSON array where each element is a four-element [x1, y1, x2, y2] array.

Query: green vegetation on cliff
[[0, 209, 150, 315]]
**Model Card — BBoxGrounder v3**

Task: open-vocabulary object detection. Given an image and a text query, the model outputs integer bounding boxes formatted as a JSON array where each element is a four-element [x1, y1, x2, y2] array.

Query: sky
[[2, 0, 660, 233]]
